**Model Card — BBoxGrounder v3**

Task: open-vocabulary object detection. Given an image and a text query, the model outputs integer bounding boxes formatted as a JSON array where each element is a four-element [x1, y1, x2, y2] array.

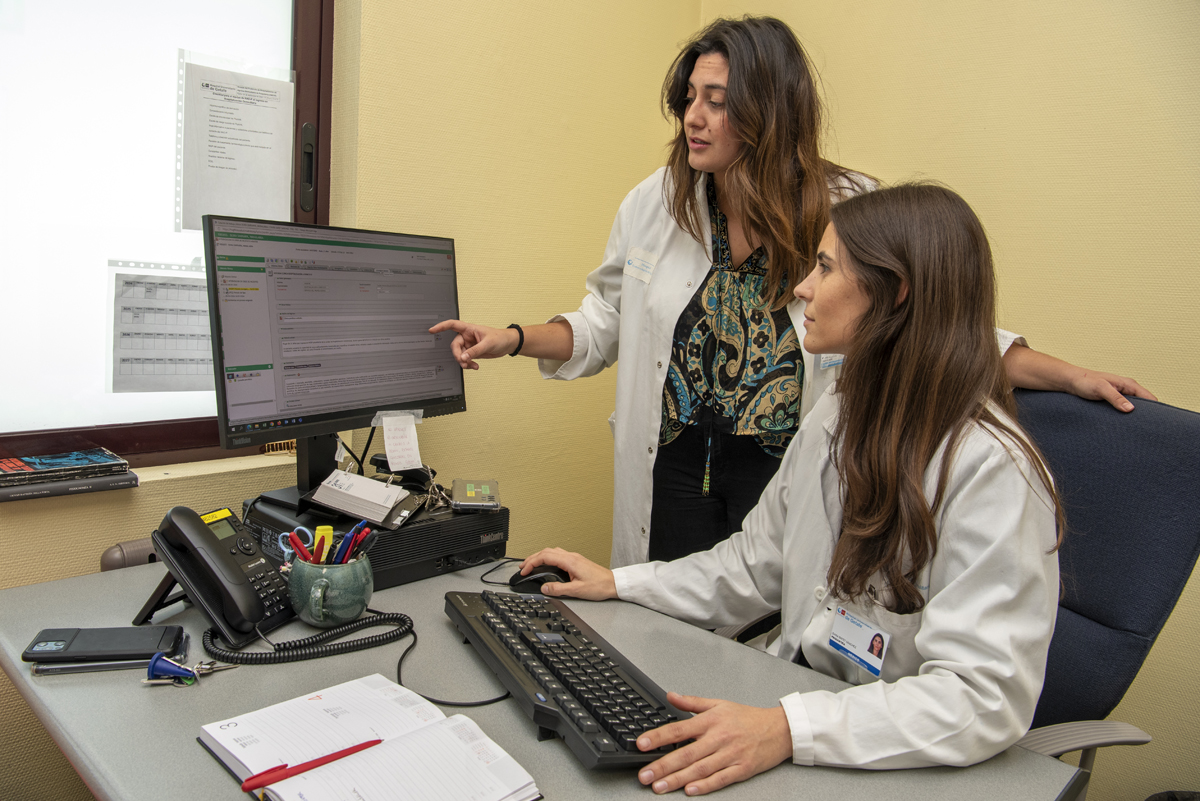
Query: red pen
[[240, 738, 383, 792], [311, 539, 325, 564], [288, 531, 313, 562]]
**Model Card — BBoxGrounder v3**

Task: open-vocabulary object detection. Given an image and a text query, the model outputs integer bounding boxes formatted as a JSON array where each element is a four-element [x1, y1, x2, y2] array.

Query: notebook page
[[265, 715, 538, 801], [200, 674, 443, 776]]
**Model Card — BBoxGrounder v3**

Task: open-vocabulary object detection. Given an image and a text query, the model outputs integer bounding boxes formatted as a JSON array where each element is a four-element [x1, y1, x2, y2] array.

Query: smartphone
[[450, 479, 500, 512], [21, 625, 185, 663]]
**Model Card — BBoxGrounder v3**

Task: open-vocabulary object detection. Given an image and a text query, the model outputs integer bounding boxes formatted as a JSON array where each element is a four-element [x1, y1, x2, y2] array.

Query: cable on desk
[[201, 612, 414, 664], [475, 556, 523, 585], [394, 629, 511, 708]]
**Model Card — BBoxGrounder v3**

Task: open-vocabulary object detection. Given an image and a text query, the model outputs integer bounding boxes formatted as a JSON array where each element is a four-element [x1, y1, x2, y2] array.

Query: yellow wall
[[700, 2, 1200, 799], [330, 0, 698, 564]]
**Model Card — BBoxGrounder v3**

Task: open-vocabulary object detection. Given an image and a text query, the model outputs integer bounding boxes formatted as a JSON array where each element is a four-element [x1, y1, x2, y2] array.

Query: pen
[[341, 528, 368, 563], [32, 659, 158, 676], [313, 525, 333, 565], [288, 531, 313, 562], [332, 533, 354, 564], [334, 521, 367, 563], [240, 738, 383, 792], [352, 530, 377, 560]]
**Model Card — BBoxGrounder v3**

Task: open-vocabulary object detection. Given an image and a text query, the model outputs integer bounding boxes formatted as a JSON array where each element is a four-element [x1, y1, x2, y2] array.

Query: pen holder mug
[[287, 557, 373, 628]]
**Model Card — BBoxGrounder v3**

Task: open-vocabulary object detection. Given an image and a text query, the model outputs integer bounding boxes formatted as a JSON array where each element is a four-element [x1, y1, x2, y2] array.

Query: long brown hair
[[662, 16, 862, 310], [826, 183, 1064, 614]]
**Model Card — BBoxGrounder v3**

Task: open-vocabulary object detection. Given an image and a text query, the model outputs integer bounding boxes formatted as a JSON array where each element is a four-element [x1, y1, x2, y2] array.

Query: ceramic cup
[[287, 557, 373, 628]]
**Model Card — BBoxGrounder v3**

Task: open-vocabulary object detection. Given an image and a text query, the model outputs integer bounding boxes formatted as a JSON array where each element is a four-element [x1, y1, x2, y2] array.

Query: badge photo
[[829, 606, 890, 677]]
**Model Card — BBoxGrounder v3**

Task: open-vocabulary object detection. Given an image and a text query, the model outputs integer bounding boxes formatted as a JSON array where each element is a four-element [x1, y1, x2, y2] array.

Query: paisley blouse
[[659, 176, 804, 457]]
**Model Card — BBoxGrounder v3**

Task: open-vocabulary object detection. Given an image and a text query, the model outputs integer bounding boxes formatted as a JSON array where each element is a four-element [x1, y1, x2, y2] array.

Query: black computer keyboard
[[444, 589, 689, 769]]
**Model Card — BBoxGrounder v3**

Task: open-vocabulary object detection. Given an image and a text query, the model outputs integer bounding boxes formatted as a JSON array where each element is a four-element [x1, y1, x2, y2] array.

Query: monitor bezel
[[202, 214, 467, 452]]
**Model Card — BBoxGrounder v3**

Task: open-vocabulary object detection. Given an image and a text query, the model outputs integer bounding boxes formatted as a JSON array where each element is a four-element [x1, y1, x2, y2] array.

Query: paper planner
[[199, 674, 539, 801]]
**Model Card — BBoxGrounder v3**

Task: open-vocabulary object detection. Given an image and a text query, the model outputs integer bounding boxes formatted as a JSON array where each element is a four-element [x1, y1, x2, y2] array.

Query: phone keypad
[[246, 566, 290, 618]]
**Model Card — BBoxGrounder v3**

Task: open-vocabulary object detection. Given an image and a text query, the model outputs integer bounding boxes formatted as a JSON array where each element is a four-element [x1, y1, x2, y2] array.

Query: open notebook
[[199, 673, 540, 801]]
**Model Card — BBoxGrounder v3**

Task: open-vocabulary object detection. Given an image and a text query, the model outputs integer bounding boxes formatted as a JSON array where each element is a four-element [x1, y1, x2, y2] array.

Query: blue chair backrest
[[1013, 390, 1200, 728]]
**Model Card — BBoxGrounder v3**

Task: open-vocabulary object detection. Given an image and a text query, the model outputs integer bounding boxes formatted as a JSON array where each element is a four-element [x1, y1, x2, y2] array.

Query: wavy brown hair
[[826, 183, 1064, 614], [662, 16, 864, 310]]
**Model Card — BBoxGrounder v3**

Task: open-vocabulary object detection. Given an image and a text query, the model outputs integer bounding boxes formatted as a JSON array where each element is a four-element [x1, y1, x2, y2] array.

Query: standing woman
[[432, 16, 1151, 568]]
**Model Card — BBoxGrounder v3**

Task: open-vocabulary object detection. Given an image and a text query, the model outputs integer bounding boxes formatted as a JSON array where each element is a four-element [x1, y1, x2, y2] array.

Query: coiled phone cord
[[201, 612, 414, 664]]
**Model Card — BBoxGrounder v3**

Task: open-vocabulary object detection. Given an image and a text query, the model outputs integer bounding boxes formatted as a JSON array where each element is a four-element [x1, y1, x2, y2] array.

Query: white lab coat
[[540, 168, 1024, 569], [612, 388, 1060, 769]]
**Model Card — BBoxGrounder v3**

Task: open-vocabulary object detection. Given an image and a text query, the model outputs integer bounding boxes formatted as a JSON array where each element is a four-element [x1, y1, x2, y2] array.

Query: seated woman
[[519, 182, 1064, 794]]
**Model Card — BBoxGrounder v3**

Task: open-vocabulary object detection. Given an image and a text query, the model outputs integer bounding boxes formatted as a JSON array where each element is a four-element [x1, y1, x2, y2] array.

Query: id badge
[[819, 353, 844, 370], [623, 247, 657, 284], [829, 606, 889, 677]]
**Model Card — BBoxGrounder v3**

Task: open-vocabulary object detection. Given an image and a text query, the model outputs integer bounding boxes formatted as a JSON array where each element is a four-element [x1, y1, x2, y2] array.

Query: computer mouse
[[508, 565, 571, 594]]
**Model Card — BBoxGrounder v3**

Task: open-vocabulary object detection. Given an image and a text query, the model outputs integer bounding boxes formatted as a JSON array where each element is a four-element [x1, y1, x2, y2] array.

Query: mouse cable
[[391, 627, 511, 707], [463, 555, 524, 586]]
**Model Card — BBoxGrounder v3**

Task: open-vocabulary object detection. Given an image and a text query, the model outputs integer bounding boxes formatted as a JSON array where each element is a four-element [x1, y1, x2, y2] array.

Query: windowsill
[[136, 452, 295, 483]]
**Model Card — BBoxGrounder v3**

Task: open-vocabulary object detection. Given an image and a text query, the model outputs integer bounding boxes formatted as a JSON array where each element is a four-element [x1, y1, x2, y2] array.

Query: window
[[0, 0, 333, 466]]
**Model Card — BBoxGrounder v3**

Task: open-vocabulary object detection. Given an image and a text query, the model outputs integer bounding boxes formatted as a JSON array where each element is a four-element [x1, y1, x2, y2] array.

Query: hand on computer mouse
[[519, 548, 616, 601]]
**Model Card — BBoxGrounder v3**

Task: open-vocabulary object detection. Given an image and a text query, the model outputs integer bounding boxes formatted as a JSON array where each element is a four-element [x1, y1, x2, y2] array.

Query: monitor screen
[[203, 215, 465, 462]]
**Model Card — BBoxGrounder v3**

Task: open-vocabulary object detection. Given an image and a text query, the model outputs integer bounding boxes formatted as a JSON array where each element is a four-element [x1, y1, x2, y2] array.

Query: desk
[[0, 563, 1084, 800]]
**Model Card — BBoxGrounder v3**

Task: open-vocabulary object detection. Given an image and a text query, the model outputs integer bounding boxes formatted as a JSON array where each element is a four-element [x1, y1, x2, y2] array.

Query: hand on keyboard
[[521, 547, 617, 601], [634, 691, 792, 796]]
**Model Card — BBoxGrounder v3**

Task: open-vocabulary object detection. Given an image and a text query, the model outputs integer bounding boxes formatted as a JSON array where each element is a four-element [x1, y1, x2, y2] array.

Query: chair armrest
[[1017, 720, 1151, 757], [99, 538, 158, 572]]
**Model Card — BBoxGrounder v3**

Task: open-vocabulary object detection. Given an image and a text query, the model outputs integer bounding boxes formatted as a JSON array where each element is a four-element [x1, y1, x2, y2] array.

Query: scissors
[[278, 526, 315, 562]]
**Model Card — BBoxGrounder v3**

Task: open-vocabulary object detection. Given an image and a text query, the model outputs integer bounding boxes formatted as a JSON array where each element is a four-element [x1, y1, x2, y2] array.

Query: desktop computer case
[[242, 500, 509, 591]]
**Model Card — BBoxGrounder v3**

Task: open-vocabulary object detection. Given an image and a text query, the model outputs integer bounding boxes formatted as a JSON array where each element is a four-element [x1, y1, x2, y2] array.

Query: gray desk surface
[[0, 562, 1083, 801]]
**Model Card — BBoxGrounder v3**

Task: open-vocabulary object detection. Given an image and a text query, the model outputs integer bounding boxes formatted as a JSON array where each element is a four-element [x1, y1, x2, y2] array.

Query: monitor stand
[[257, 433, 340, 511]]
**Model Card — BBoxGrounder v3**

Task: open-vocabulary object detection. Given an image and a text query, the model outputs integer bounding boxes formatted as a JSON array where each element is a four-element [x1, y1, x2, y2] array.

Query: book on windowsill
[[0, 470, 139, 503], [198, 674, 540, 801], [310, 469, 409, 525], [0, 446, 128, 488]]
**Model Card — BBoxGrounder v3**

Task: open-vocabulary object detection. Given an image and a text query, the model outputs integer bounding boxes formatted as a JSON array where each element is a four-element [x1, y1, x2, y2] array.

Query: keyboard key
[[593, 735, 617, 753]]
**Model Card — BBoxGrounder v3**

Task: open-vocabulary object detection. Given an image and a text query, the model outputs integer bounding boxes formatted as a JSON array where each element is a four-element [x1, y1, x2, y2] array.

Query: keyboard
[[444, 590, 689, 768]]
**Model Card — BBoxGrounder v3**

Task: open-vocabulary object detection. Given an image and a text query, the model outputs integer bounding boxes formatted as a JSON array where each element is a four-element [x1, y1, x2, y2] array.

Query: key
[[192, 661, 240, 676], [141, 677, 195, 687]]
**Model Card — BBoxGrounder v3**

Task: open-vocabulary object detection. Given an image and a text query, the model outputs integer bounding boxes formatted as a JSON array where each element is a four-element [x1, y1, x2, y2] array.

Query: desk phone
[[135, 506, 293, 648]]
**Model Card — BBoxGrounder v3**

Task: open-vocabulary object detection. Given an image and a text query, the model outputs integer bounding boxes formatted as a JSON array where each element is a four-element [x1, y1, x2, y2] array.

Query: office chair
[[1012, 390, 1200, 798]]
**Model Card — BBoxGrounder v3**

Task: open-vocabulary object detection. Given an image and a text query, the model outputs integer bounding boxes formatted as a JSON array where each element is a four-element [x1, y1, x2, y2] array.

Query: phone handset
[[157, 506, 265, 633]]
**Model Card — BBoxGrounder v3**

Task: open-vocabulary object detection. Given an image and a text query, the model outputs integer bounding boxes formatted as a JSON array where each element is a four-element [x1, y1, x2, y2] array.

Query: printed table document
[[199, 674, 539, 801]]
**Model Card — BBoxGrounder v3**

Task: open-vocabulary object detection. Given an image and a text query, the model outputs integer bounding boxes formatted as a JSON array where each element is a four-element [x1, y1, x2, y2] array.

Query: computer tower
[[241, 498, 509, 591]]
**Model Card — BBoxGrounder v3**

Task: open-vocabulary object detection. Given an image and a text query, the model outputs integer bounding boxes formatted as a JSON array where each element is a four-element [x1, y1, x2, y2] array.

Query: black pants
[[648, 424, 783, 562]]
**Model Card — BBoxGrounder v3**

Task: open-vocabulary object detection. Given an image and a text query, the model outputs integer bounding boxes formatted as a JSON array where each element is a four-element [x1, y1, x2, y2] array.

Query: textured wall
[[331, 0, 699, 565], [701, 1, 1200, 798]]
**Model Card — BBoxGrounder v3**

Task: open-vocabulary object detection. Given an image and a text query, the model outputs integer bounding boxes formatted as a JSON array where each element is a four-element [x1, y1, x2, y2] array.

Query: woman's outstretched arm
[[1003, 343, 1156, 412], [429, 319, 573, 370]]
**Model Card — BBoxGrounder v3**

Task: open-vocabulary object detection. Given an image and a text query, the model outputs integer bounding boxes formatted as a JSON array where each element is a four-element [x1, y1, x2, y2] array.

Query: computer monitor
[[202, 215, 466, 509]]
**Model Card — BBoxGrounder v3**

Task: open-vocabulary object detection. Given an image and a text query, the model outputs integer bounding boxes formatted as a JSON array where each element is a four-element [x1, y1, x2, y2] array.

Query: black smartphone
[[21, 625, 185, 663]]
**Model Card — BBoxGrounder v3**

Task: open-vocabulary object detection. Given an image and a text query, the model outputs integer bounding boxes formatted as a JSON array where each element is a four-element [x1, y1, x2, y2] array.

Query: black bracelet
[[506, 323, 524, 357]]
